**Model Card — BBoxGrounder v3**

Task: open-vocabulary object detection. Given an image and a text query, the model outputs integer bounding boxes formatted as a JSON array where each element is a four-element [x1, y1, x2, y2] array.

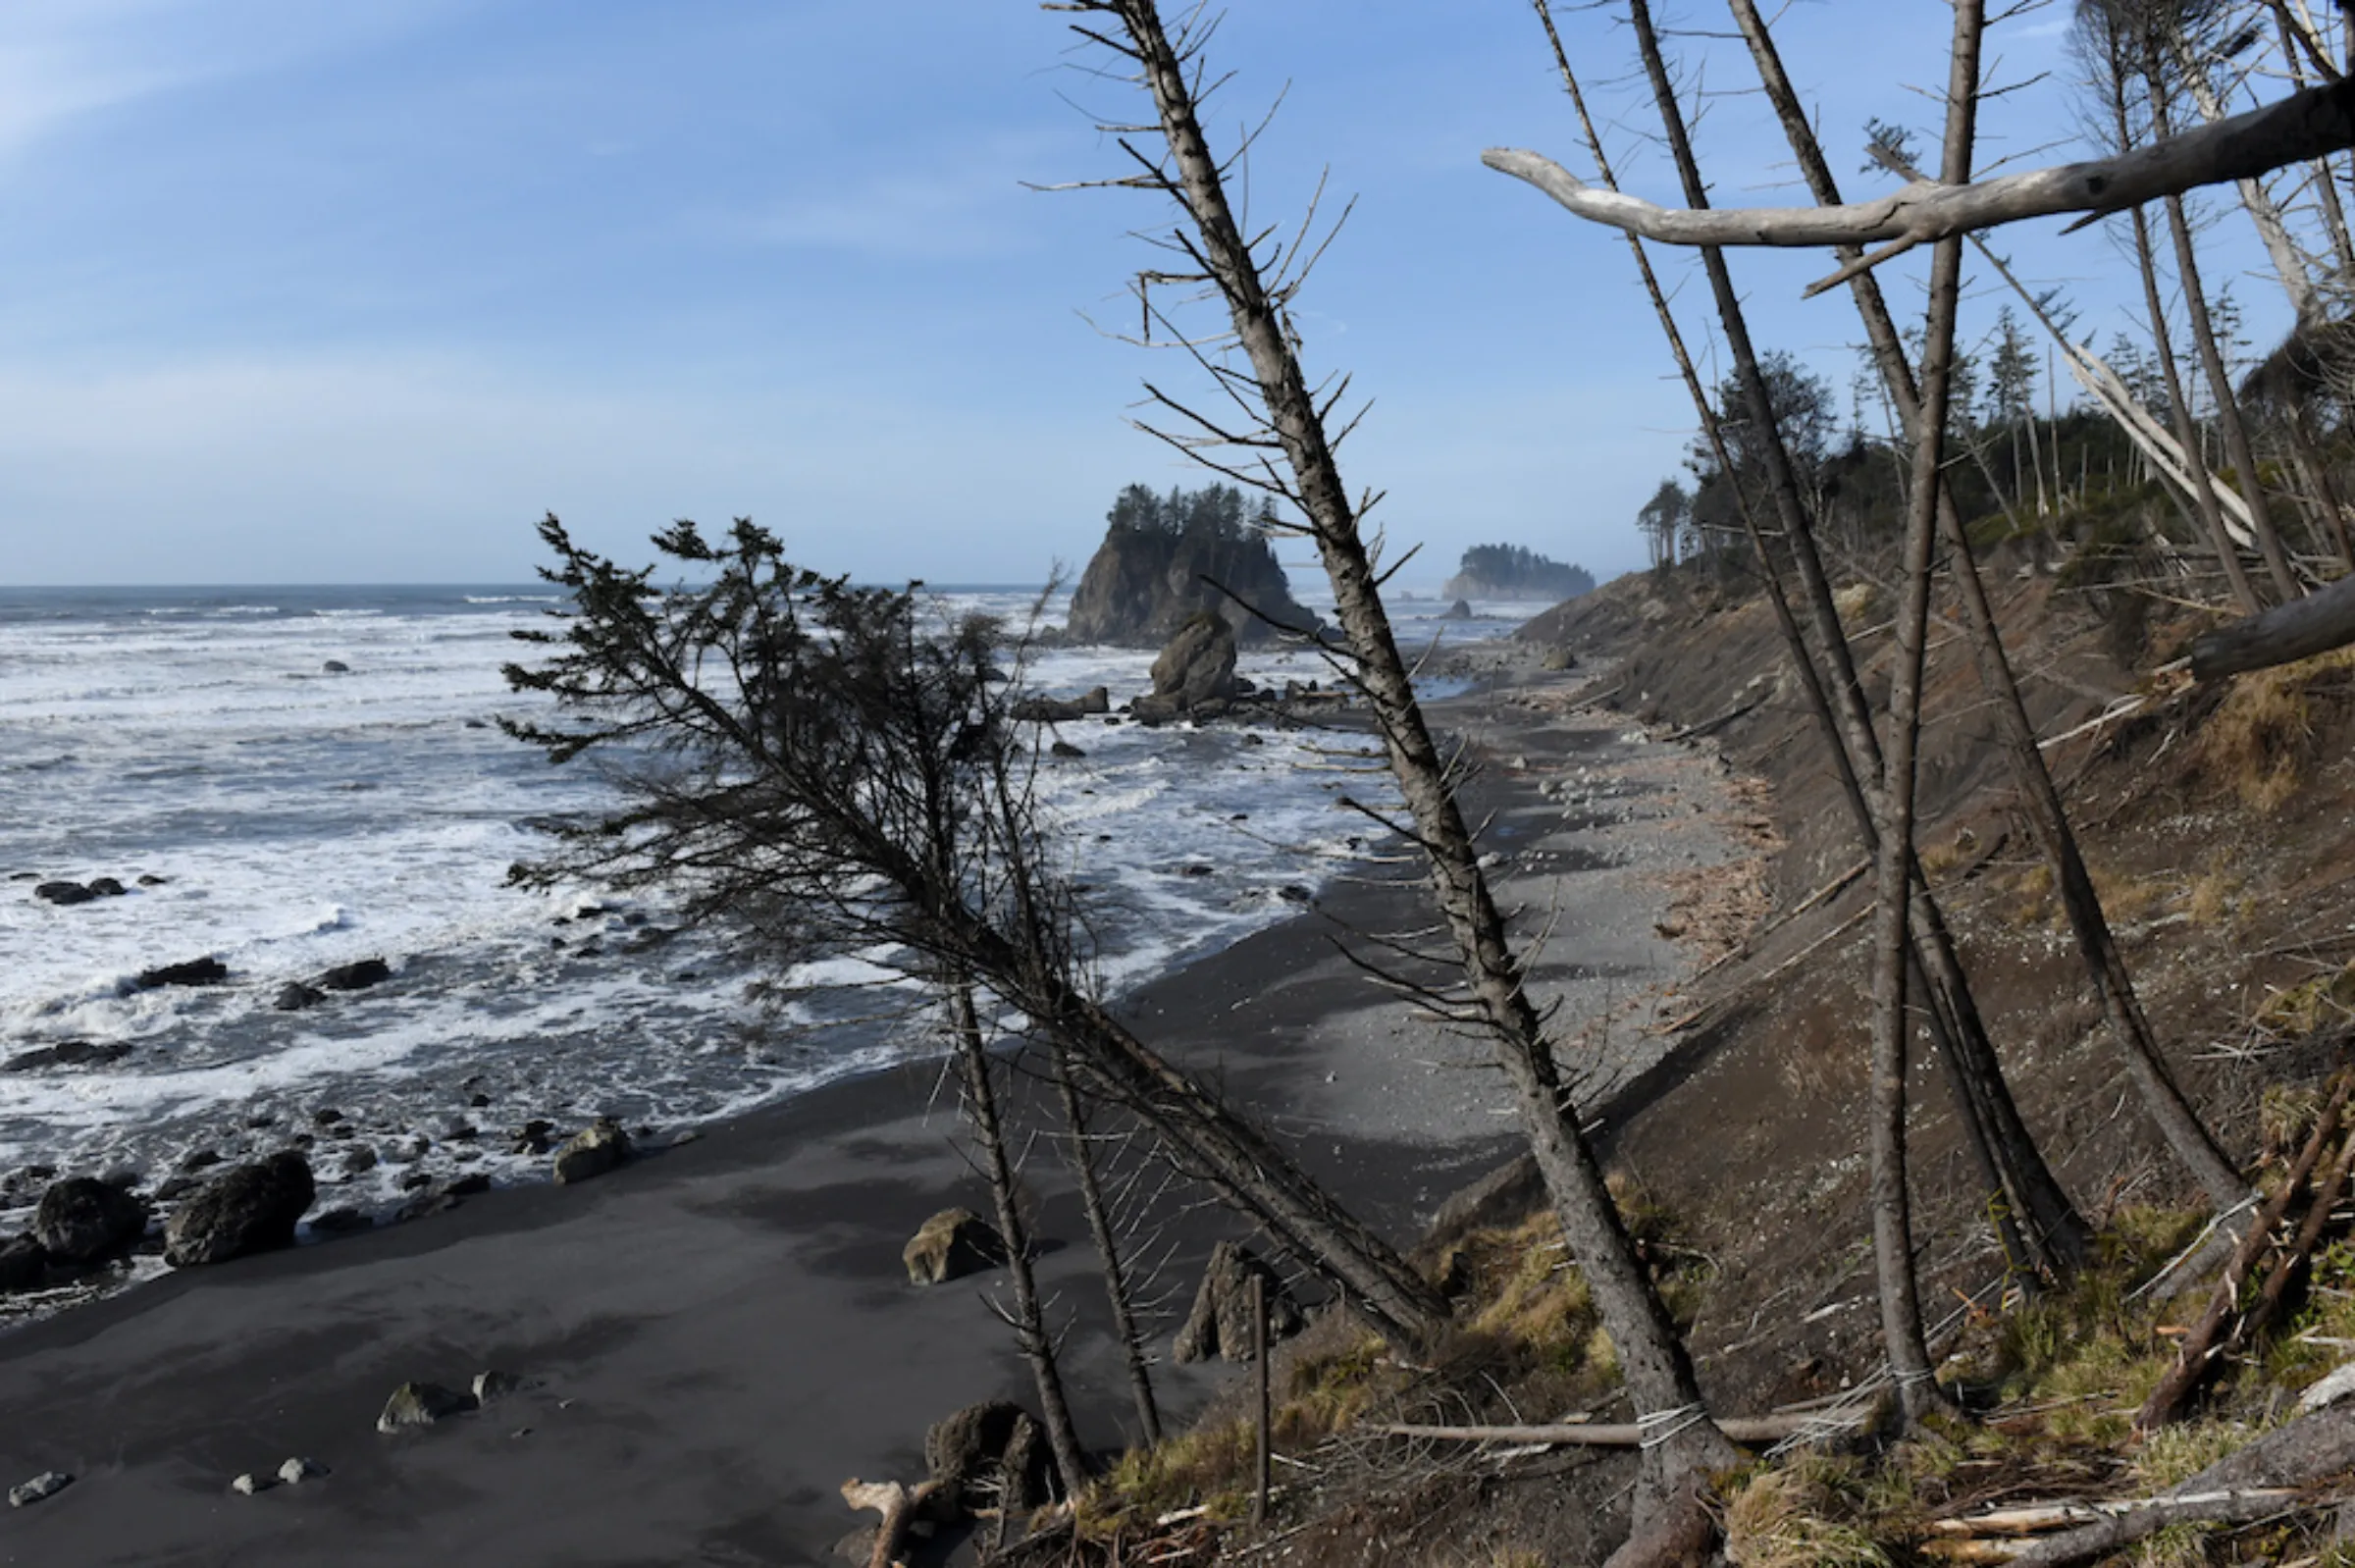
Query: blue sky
[[0, 1, 2291, 588]]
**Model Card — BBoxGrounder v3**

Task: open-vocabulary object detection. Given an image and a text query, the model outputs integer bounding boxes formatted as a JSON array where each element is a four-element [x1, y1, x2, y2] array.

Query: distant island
[[1440, 544, 1596, 602]]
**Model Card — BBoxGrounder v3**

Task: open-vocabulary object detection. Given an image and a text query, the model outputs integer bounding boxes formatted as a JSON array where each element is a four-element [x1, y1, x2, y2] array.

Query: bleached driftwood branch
[[1375, 1410, 1860, 1447], [1483, 76, 2355, 292]]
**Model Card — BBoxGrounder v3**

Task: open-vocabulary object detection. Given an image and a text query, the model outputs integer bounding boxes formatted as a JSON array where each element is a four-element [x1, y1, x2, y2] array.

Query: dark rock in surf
[[550, 1119, 630, 1184], [1049, 740, 1085, 759], [1172, 1239, 1304, 1364], [163, 1152, 315, 1266], [275, 982, 325, 1012], [33, 882, 97, 907], [4, 1040, 131, 1072], [31, 1177, 145, 1263], [307, 1207, 372, 1236], [902, 1208, 1006, 1285], [86, 878, 126, 898], [132, 957, 228, 990], [1131, 610, 1239, 723], [322, 660, 350, 674], [318, 958, 391, 992], [1442, 599, 1473, 620]]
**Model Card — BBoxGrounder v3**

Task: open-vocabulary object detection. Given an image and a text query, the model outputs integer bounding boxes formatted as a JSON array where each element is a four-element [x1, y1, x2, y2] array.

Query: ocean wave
[[463, 595, 561, 605]]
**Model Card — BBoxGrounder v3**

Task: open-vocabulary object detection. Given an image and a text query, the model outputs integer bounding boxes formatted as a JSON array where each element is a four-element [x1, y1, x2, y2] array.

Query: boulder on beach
[[31, 1177, 145, 1264], [377, 1381, 473, 1434], [902, 1207, 1006, 1285], [1441, 599, 1473, 620], [163, 1152, 315, 1266], [317, 958, 391, 992], [1172, 1239, 1304, 1364], [132, 957, 228, 990], [8, 1471, 72, 1508], [551, 1118, 631, 1184], [0, 1237, 46, 1293], [924, 1400, 1054, 1512]]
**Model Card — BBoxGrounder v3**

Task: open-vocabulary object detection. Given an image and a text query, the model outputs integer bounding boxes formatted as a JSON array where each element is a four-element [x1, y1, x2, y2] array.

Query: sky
[[0, 1, 2297, 589]]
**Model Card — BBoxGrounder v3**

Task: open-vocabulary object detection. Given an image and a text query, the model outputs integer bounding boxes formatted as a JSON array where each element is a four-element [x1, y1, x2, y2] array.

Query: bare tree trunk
[[1860, 0, 1983, 1425], [1051, 1037, 1161, 1446], [2169, 26, 2324, 322], [2284, 409, 2355, 571], [1730, 0, 2252, 1217], [948, 983, 1089, 1493], [1625, 0, 2092, 1276], [1079, 0, 1741, 1524], [1534, 0, 2043, 1281], [2145, 33, 2305, 601]]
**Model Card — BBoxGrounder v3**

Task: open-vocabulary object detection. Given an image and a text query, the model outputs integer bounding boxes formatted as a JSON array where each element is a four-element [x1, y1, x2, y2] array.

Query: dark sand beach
[[0, 669, 1760, 1567]]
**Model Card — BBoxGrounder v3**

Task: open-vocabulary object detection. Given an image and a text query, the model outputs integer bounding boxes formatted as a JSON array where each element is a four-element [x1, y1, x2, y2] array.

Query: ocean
[[0, 582, 1528, 1256]]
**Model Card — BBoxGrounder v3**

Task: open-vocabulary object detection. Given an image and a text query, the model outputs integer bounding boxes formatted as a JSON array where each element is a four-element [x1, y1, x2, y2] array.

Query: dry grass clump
[[2188, 647, 2355, 812], [1079, 1419, 1256, 1532], [1833, 581, 1880, 632], [2256, 962, 2355, 1041], [1722, 1456, 1890, 1568]]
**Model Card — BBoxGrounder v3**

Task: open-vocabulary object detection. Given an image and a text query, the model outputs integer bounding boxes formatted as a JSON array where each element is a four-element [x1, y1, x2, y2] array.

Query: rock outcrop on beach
[[551, 1118, 631, 1184], [924, 1400, 1054, 1511], [902, 1208, 1006, 1285], [31, 1177, 145, 1264], [1065, 484, 1319, 647], [377, 1381, 472, 1433], [1171, 1239, 1304, 1363], [163, 1151, 314, 1266]]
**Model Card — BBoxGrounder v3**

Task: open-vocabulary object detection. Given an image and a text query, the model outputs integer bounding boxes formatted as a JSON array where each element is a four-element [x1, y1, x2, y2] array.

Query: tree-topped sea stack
[[1440, 544, 1596, 603], [1066, 482, 1322, 645]]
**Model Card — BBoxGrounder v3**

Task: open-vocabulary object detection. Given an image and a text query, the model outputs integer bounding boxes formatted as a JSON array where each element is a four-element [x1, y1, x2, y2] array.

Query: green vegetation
[[1446, 543, 1595, 600]]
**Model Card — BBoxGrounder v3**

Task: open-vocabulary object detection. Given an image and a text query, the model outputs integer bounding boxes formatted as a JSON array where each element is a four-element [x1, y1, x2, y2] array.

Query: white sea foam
[[0, 583, 1524, 1223]]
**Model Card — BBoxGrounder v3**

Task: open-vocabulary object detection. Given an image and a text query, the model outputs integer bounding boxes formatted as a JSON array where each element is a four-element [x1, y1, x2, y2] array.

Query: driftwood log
[[841, 1477, 940, 1568], [1483, 75, 2355, 293], [2190, 571, 2355, 680]]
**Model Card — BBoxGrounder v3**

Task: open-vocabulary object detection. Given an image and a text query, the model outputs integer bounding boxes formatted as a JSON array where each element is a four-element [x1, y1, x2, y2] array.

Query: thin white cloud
[[0, 0, 486, 166]]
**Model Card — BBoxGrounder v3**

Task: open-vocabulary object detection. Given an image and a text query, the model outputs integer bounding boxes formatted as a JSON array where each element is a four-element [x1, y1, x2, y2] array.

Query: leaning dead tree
[[1052, 0, 1742, 1547], [1725, 0, 2252, 1217], [503, 517, 1452, 1355], [1529, 1, 2074, 1282]]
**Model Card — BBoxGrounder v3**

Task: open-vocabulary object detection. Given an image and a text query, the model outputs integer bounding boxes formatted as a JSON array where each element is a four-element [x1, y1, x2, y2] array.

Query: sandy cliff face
[[1065, 524, 1320, 646]]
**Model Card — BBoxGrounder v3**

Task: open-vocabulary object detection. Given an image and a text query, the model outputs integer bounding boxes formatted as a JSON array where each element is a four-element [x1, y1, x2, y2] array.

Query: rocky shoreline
[[0, 645, 1769, 1565]]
